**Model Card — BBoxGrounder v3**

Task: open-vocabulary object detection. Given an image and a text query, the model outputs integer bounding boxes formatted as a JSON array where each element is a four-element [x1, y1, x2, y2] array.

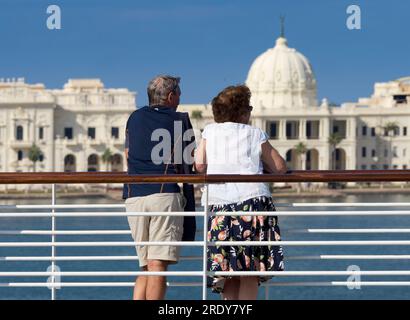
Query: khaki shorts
[[125, 193, 185, 267]]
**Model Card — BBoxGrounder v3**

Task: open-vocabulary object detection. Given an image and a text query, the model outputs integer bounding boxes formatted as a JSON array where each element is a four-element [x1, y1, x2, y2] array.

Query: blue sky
[[0, 0, 408, 106]]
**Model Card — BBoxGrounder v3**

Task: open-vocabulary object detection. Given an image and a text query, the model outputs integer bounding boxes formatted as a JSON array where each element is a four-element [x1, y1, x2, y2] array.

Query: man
[[124, 75, 196, 300]]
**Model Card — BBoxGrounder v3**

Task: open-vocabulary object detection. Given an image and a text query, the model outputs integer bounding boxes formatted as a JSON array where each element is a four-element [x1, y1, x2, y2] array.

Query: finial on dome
[[275, 15, 288, 46], [280, 15, 285, 38]]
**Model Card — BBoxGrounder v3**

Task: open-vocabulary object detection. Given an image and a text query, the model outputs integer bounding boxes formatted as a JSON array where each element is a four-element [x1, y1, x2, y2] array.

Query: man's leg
[[146, 260, 169, 300], [126, 197, 149, 300], [133, 266, 148, 300], [144, 193, 184, 300]]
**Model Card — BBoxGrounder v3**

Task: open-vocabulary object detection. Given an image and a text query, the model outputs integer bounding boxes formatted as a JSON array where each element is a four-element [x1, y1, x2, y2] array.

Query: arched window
[[64, 155, 76, 172], [16, 126, 23, 141], [111, 154, 123, 172], [87, 154, 99, 172], [17, 150, 23, 161]]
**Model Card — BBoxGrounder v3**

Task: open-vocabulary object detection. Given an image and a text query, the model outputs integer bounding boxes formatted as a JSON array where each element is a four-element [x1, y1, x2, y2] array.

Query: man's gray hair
[[147, 75, 180, 106]]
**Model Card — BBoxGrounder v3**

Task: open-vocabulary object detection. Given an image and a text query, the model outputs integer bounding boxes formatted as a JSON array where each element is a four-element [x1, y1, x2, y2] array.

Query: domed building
[[246, 36, 317, 110], [179, 32, 410, 183]]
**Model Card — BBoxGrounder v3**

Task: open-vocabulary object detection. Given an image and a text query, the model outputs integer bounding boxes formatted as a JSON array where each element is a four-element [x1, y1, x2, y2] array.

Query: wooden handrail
[[0, 170, 409, 184]]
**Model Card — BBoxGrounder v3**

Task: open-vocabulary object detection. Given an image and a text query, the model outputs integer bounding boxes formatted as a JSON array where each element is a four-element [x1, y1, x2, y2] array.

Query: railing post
[[202, 184, 209, 300], [51, 184, 56, 300]]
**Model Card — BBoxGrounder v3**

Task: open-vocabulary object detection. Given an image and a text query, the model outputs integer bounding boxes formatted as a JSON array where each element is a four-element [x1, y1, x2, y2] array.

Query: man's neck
[[150, 104, 178, 110]]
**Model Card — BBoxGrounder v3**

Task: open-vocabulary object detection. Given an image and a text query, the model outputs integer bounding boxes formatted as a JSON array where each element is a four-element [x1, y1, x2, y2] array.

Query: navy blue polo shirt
[[123, 105, 186, 199]]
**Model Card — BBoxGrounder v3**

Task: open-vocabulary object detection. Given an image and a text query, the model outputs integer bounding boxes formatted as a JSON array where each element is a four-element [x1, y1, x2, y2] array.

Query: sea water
[[0, 193, 410, 300]]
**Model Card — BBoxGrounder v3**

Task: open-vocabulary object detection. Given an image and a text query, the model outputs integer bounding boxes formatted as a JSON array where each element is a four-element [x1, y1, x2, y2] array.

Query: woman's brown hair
[[211, 85, 251, 123]]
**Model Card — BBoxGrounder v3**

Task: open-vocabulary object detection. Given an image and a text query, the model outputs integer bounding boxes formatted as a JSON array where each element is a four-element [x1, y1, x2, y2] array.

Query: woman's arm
[[261, 141, 287, 174], [194, 138, 207, 173]]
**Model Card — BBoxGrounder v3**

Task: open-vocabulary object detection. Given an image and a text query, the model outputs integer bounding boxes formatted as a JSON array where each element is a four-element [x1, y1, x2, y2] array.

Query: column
[[279, 120, 286, 140], [321, 117, 330, 141], [299, 120, 306, 140], [348, 117, 357, 140]]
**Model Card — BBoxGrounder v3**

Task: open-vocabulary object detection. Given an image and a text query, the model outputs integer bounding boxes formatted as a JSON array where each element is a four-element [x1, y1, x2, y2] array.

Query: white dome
[[246, 37, 317, 110]]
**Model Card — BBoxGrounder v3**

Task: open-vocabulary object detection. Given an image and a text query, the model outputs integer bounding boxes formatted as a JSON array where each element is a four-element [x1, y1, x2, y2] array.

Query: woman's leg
[[221, 277, 240, 300], [238, 276, 259, 300]]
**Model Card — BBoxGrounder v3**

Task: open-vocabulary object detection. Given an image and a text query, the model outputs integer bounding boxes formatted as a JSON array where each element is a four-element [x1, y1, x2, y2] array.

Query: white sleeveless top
[[200, 122, 271, 206]]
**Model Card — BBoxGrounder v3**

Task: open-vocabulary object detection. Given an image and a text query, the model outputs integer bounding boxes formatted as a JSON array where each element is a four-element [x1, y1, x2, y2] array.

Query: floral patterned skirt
[[207, 196, 285, 293]]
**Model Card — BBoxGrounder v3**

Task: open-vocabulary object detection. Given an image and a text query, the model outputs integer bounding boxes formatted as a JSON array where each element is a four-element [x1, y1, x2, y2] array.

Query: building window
[[111, 127, 119, 139], [64, 127, 73, 140], [64, 154, 76, 172], [286, 121, 299, 139], [393, 146, 398, 157], [371, 127, 376, 136], [286, 151, 292, 162], [335, 149, 340, 161], [361, 147, 367, 158], [383, 164, 389, 170], [393, 95, 407, 104], [404, 165, 408, 170], [362, 126, 367, 136], [404, 127, 408, 136], [268, 122, 278, 139], [16, 126, 23, 141], [286, 122, 292, 138], [88, 127, 96, 140], [361, 165, 367, 170], [17, 150, 23, 161], [39, 127, 44, 140], [371, 164, 378, 170], [87, 154, 99, 172], [384, 149, 388, 157], [371, 149, 376, 157], [393, 165, 398, 170], [306, 120, 320, 139], [39, 154, 44, 162]]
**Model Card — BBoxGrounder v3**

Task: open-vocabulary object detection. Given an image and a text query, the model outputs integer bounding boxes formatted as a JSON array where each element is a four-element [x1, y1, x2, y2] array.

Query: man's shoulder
[[175, 111, 190, 120], [127, 107, 149, 122]]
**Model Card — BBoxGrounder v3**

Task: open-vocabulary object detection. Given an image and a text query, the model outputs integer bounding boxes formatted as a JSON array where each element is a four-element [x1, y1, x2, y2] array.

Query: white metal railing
[[1, 184, 410, 300]]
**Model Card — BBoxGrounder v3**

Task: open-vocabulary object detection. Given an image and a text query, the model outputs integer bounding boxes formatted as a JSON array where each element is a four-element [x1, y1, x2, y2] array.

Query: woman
[[195, 85, 287, 300]]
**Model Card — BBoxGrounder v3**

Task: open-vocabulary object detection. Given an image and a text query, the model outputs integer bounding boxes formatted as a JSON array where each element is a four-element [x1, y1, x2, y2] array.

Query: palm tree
[[327, 133, 343, 170], [28, 144, 43, 172], [101, 148, 113, 171], [383, 121, 399, 165], [294, 142, 307, 170], [191, 110, 203, 120], [377, 121, 400, 189], [383, 121, 399, 136], [294, 142, 307, 193]]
